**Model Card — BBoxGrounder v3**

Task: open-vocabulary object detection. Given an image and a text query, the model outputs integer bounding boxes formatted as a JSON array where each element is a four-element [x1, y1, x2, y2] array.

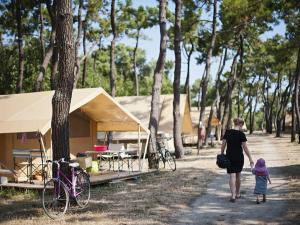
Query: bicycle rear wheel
[[42, 179, 69, 219], [165, 150, 176, 171], [75, 170, 90, 208]]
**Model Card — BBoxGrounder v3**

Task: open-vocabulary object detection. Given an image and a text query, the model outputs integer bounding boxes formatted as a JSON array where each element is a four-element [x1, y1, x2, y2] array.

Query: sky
[[118, 0, 286, 87]]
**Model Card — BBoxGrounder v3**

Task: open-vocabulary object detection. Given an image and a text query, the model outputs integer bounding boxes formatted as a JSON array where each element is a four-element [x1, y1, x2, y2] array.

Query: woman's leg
[[229, 173, 236, 200], [236, 172, 241, 197], [256, 195, 260, 204]]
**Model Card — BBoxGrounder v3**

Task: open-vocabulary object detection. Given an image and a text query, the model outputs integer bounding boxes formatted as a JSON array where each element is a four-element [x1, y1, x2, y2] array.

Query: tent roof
[[285, 113, 292, 126], [0, 88, 149, 135], [115, 94, 193, 134], [190, 107, 220, 127]]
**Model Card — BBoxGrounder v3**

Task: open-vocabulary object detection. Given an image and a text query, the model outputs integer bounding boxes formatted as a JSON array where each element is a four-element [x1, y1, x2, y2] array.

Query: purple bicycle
[[42, 158, 90, 219]]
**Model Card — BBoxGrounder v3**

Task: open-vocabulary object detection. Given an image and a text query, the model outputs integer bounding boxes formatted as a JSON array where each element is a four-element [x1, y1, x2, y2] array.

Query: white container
[[76, 156, 92, 169], [0, 176, 8, 185]]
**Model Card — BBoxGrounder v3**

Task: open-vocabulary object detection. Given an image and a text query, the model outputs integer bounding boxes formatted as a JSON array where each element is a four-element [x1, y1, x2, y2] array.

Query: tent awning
[[0, 88, 149, 135]]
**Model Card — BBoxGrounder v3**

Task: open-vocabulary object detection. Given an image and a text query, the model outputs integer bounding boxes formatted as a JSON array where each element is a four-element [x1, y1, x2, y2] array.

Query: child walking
[[252, 158, 271, 204]]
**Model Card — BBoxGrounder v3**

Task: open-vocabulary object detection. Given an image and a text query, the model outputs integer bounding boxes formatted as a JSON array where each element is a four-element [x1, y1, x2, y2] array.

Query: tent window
[[16, 132, 38, 140], [69, 112, 90, 138]]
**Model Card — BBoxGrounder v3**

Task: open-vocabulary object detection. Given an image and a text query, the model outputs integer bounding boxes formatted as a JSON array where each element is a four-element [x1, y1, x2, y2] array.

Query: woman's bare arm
[[221, 140, 226, 154], [242, 142, 254, 166]]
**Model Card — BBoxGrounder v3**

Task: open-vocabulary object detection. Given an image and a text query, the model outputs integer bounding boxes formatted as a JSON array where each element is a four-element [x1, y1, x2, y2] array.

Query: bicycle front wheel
[[42, 179, 69, 219], [75, 171, 90, 208], [165, 150, 176, 171]]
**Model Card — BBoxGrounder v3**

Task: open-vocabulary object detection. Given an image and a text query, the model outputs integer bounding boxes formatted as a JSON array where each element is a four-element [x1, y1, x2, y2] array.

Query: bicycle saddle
[[69, 162, 80, 168]]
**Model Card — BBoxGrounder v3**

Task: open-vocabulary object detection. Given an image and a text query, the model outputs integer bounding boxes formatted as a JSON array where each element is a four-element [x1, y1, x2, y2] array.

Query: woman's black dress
[[222, 129, 247, 173]]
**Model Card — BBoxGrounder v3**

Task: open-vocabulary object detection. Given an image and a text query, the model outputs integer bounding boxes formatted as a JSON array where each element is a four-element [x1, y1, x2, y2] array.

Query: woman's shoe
[[236, 195, 242, 199], [256, 199, 260, 204], [230, 198, 236, 203]]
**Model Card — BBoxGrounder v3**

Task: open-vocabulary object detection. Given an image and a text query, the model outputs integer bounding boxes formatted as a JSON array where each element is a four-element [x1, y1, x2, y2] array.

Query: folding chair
[[12, 149, 31, 182], [126, 143, 140, 172]]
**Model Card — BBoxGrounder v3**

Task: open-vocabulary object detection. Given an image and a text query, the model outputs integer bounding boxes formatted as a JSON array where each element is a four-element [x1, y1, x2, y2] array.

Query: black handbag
[[216, 154, 231, 169]]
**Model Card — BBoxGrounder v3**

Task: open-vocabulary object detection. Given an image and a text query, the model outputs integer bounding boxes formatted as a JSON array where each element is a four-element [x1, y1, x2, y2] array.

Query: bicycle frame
[[53, 162, 79, 199]]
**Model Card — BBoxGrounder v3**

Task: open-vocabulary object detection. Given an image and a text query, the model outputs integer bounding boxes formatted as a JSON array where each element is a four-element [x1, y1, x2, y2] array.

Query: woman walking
[[221, 118, 254, 202]]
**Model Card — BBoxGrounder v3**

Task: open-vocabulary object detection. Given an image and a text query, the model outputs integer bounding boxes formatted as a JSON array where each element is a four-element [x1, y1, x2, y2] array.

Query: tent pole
[[39, 132, 47, 185], [141, 132, 150, 171], [138, 125, 141, 171]]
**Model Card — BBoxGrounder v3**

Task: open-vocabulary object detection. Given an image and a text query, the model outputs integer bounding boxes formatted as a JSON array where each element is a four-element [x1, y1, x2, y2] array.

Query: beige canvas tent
[[115, 94, 193, 135], [114, 95, 193, 151], [186, 107, 221, 144], [0, 88, 149, 179], [284, 112, 292, 133]]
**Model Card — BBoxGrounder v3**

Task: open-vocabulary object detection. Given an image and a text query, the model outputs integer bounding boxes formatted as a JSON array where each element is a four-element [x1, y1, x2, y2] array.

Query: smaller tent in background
[[284, 112, 292, 133], [114, 94, 193, 152], [188, 107, 221, 145]]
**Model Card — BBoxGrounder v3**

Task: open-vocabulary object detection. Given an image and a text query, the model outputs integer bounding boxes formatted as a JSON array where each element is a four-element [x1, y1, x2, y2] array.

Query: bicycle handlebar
[[46, 158, 70, 166]]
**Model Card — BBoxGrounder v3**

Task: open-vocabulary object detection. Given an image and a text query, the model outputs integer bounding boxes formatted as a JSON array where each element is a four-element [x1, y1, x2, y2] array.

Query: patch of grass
[[0, 188, 38, 200]]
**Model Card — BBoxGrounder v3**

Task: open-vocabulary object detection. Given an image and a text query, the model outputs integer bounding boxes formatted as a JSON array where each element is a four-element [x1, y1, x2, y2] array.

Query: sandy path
[[173, 134, 300, 225]]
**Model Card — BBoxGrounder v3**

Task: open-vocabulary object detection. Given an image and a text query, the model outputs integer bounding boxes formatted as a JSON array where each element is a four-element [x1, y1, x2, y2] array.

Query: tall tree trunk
[[291, 92, 296, 142], [236, 35, 244, 118], [199, 0, 217, 122], [221, 49, 240, 135], [46, 0, 58, 90], [16, 0, 24, 93], [73, 0, 83, 88], [249, 99, 253, 133], [36, 31, 56, 91], [198, 0, 217, 149], [148, 0, 167, 169], [110, 0, 117, 97], [251, 96, 257, 133], [206, 48, 227, 145], [222, 35, 244, 134], [245, 76, 258, 134], [183, 41, 194, 109], [51, 0, 74, 165], [237, 82, 241, 117], [39, 3, 45, 59], [173, 0, 184, 158], [197, 69, 206, 110], [133, 29, 141, 96], [263, 71, 280, 134], [35, 1, 57, 92], [50, 35, 59, 90], [294, 46, 300, 143], [93, 52, 97, 86], [82, 21, 87, 87], [276, 73, 293, 137]]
